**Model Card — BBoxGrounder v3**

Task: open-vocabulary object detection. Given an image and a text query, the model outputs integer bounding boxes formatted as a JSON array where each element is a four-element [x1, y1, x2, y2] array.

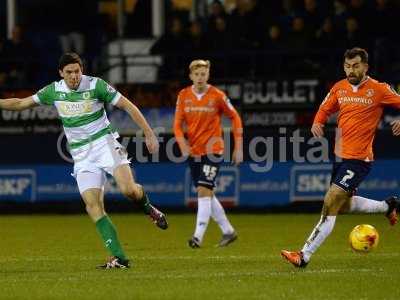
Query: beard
[[347, 74, 363, 85]]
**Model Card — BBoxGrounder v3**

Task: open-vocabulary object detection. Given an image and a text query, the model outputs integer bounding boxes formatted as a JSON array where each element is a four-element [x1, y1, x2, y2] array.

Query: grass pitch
[[0, 213, 399, 299]]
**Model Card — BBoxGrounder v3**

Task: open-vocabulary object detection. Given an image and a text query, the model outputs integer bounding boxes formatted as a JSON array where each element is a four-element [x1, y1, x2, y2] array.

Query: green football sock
[[136, 186, 152, 214], [95, 215, 127, 260]]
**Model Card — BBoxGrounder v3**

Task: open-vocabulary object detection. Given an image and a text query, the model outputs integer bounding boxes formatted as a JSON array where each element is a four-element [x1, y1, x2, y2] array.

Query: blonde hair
[[189, 59, 210, 72]]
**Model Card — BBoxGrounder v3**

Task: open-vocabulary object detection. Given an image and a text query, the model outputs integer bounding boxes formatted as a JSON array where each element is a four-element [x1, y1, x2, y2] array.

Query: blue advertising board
[[289, 164, 333, 202], [289, 161, 400, 203], [0, 169, 36, 202], [185, 166, 240, 207], [0, 160, 398, 207]]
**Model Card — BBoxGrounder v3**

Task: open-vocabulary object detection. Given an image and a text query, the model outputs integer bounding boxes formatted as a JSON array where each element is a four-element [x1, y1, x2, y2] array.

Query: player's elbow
[[116, 96, 136, 112]]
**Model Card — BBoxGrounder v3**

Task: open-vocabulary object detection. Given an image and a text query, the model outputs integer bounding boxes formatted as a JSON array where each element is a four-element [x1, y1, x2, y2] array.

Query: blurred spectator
[[344, 16, 368, 49], [371, 0, 398, 40], [151, 17, 188, 79], [97, 1, 119, 40], [227, 0, 264, 50], [301, 0, 326, 33], [151, 17, 187, 55], [258, 24, 285, 78], [185, 20, 208, 55], [348, 0, 371, 33], [208, 17, 232, 52], [370, 0, 399, 73], [258, 1, 285, 25], [85, 1, 117, 45], [125, 0, 152, 37], [285, 16, 311, 51], [285, 16, 318, 76], [190, 0, 209, 21], [0, 35, 7, 85], [0, 4, 5, 39], [57, 0, 86, 55], [224, 0, 265, 77], [4, 25, 37, 87], [262, 25, 285, 51], [332, 0, 350, 33], [315, 17, 343, 50], [208, 16, 232, 77], [207, 0, 227, 34], [166, 0, 190, 27], [278, 0, 298, 32]]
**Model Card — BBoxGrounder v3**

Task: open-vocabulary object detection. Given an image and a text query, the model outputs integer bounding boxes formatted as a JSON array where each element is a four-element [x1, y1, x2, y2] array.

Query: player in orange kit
[[174, 59, 243, 248], [281, 47, 400, 267]]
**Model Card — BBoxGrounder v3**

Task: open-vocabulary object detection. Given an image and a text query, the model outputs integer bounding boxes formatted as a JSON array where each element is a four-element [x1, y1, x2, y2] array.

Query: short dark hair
[[344, 47, 368, 63], [58, 52, 83, 71]]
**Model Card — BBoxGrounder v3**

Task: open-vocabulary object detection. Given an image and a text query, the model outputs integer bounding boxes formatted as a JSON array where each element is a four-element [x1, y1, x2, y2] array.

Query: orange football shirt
[[314, 76, 400, 161], [174, 85, 243, 156]]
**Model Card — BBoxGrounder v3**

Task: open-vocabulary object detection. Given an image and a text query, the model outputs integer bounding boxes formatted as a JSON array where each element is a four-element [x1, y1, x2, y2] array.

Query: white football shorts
[[71, 135, 130, 194]]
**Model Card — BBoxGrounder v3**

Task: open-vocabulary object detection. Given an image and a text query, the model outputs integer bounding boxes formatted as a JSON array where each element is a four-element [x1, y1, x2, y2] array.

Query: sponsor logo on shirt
[[338, 97, 373, 105], [184, 106, 216, 113], [58, 101, 93, 115]]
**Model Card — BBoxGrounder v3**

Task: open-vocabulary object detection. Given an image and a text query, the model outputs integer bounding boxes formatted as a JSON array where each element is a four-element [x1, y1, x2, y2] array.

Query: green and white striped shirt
[[33, 75, 121, 152]]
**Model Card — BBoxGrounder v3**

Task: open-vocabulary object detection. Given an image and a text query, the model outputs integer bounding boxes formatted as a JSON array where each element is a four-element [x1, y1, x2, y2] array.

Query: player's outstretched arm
[[0, 96, 38, 111], [115, 96, 159, 154]]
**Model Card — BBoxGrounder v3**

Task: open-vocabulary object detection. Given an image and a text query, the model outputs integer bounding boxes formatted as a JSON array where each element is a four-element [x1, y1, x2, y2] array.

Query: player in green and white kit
[[0, 53, 168, 269]]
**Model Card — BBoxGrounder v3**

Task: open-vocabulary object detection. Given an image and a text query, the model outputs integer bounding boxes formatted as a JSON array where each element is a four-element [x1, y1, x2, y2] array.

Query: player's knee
[[120, 183, 142, 200], [324, 205, 340, 216], [339, 201, 351, 214], [85, 201, 102, 216], [327, 185, 348, 200], [323, 185, 350, 215]]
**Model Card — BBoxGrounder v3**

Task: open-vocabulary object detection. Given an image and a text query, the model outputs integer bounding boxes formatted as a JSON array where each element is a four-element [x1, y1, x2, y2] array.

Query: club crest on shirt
[[366, 89, 374, 98], [338, 89, 347, 96], [82, 91, 91, 100]]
